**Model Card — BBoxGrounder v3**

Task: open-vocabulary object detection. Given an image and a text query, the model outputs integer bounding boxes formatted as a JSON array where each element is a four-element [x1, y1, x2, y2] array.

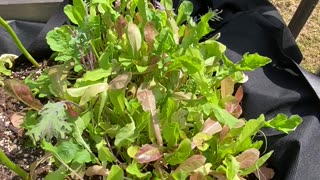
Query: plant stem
[[0, 148, 29, 179], [0, 17, 40, 68]]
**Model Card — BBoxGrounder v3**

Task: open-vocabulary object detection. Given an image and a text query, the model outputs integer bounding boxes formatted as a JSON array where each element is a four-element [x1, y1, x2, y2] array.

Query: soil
[[0, 61, 50, 179]]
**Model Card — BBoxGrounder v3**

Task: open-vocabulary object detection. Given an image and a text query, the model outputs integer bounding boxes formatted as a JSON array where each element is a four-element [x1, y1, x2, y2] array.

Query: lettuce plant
[[1, 0, 302, 179]]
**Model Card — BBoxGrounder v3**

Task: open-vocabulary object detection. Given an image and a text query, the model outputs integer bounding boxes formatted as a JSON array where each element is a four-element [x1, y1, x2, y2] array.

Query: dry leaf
[[85, 165, 109, 176], [144, 21, 158, 47], [236, 148, 260, 169], [201, 118, 222, 135], [109, 72, 132, 90], [10, 113, 24, 129], [254, 166, 275, 180], [135, 144, 162, 163]]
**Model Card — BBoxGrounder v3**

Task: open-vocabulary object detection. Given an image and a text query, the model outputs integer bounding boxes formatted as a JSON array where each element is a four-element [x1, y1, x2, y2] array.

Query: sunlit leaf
[[265, 114, 302, 134], [107, 165, 124, 180], [85, 165, 109, 176], [240, 151, 273, 176], [127, 22, 142, 56], [126, 161, 152, 179]]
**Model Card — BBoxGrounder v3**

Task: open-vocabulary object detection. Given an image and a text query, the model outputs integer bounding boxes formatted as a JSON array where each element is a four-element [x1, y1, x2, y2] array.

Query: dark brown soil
[[0, 62, 49, 179]]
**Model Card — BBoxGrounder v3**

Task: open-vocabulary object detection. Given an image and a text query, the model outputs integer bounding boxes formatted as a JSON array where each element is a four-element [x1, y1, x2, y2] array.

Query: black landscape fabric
[[0, 0, 319, 179]]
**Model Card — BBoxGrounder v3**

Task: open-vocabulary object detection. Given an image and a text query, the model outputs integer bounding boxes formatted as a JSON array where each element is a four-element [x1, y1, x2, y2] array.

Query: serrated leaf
[[114, 121, 137, 148], [172, 155, 206, 179], [46, 26, 72, 54], [165, 139, 192, 165], [127, 22, 142, 56], [265, 114, 302, 134], [176, 1, 193, 25], [107, 165, 124, 180], [135, 144, 162, 163], [126, 161, 152, 179], [26, 102, 72, 142], [4, 79, 43, 111], [236, 148, 260, 169], [235, 53, 271, 71]]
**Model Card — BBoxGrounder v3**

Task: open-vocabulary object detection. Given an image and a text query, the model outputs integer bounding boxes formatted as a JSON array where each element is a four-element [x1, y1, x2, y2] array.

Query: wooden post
[[288, 0, 319, 39]]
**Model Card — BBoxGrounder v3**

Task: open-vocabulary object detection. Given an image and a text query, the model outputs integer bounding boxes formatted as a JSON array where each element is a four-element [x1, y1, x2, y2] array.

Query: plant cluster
[[0, 0, 302, 179]]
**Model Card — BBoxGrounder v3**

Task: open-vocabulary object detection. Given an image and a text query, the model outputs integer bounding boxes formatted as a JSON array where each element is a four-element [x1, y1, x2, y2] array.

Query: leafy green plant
[[1, 0, 302, 179]]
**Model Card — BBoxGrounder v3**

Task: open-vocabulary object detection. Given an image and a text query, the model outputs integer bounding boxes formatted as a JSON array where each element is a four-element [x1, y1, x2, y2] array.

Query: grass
[[271, 0, 320, 73]]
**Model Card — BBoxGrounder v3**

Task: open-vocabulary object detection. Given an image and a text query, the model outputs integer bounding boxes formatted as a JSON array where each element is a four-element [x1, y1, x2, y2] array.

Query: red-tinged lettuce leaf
[[240, 151, 273, 176], [254, 166, 275, 180], [172, 155, 206, 179], [4, 79, 43, 111], [201, 118, 222, 135], [115, 15, 127, 37], [225, 102, 242, 118], [236, 148, 260, 169], [109, 72, 132, 90], [144, 21, 158, 48], [234, 86, 243, 103], [135, 144, 162, 163], [137, 86, 163, 145]]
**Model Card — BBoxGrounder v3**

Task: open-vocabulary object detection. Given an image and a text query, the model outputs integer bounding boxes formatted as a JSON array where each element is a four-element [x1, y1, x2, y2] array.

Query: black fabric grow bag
[[0, 0, 319, 179]]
